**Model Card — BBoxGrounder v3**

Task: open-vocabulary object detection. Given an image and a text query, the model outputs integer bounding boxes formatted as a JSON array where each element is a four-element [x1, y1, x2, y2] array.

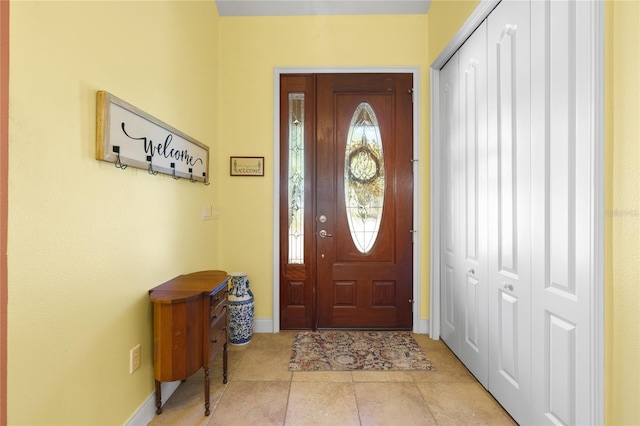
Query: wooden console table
[[149, 270, 229, 416]]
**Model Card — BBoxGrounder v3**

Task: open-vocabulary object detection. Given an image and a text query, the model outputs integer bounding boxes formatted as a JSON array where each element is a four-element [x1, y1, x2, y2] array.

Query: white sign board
[[96, 91, 209, 183]]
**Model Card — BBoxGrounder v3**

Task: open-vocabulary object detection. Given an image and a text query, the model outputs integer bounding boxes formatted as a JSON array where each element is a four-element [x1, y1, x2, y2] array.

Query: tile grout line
[[413, 379, 441, 425], [350, 372, 365, 426], [281, 373, 293, 425]]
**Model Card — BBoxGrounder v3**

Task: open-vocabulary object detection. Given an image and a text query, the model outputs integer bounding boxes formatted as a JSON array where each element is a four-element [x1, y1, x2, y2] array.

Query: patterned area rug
[[288, 330, 435, 371]]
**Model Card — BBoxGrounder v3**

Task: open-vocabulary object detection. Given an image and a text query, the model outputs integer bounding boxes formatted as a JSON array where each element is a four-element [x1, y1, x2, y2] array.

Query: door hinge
[[410, 229, 417, 243], [408, 88, 415, 103]]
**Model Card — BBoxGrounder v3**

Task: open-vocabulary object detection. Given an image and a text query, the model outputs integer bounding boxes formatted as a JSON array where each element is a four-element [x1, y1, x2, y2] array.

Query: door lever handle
[[318, 230, 333, 238], [503, 282, 514, 291]]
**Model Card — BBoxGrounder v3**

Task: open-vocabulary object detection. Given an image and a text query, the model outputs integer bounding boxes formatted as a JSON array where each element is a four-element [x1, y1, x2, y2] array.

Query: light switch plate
[[201, 205, 212, 221]]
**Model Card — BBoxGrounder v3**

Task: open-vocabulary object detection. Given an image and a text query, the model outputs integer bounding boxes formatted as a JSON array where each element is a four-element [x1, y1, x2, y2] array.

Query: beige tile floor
[[149, 331, 516, 426]]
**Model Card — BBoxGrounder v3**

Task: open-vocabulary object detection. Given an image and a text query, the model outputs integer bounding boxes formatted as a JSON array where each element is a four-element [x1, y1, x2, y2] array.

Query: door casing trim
[[428, 0, 604, 423], [272, 67, 422, 333]]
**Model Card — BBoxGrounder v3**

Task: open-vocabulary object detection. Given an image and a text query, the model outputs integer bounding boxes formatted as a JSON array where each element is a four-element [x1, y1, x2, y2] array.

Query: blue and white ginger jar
[[227, 272, 254, 345]]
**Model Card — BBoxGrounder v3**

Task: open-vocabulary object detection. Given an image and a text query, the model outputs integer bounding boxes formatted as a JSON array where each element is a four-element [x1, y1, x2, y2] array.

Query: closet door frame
[[428, 0, 605, 423]]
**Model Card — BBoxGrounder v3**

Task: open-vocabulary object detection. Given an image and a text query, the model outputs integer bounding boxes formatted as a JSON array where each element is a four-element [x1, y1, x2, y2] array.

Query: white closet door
[[530, 1, 596, 424], [486, 0, 532, 421], [456, 20, 489, 387], [439, 53, 461, 354]]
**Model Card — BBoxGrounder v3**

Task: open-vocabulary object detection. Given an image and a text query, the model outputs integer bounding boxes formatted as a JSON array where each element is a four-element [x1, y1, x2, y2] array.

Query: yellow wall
[[8, 1, 220, 424], [609, 1, 640, 423], [217, 14, 429, 319], [427, 0, 480, 65]]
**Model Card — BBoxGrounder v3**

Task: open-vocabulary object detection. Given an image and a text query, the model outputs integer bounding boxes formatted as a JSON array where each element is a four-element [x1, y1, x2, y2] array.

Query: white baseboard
[[415, 318, 431, 336], [125, 380, 180, 426], [253, 317, 274, 333]]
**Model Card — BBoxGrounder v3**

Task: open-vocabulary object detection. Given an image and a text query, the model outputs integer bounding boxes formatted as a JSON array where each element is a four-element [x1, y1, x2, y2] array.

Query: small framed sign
[[230, 156, 264, 176]]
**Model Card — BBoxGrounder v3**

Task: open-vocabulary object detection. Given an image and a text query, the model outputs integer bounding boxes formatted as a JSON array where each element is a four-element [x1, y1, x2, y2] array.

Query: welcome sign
[[96, 91, 209, 183]]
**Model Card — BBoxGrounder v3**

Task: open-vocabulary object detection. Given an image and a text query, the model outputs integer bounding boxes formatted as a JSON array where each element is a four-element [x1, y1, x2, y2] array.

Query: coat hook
[[189, 168, 196, 183], [113, 146, 127, 170], [147, 156, 158, 175], [203, 172, 210, 186], [171, 163, 180, 180]]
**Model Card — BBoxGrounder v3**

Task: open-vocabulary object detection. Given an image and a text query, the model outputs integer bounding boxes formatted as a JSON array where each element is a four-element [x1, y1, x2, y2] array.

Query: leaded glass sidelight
[[288, 93, 305, 264], [345, 102, 385, 254]]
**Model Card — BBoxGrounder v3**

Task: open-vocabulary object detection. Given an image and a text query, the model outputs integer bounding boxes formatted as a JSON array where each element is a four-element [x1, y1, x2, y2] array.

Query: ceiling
[[215, 0, 432, 16]]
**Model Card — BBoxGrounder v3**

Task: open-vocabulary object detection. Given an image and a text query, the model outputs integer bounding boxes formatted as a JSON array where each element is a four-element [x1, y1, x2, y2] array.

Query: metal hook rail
[[113, 146, 127, 170], [170, 163, 181, 180], [112, 149, 211, 185], [147, 156, 158, 175]]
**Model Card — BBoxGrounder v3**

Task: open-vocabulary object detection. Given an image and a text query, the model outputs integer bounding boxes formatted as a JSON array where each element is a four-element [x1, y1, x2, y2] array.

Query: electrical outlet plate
[[130, 344, 141, 374]]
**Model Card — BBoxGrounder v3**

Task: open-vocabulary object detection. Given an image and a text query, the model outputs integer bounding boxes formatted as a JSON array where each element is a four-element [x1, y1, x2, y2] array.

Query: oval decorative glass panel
[[344, 102, 384, 254]]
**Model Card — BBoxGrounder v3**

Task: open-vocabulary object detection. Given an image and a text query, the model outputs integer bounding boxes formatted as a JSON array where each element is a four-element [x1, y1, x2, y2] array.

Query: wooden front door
[[279, 73, 414, 330]]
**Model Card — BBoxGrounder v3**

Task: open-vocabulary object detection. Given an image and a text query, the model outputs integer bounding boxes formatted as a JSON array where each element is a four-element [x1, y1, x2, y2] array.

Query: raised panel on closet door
[[456, 19, 489, 388], [487, 0, 532, 422], [439, 53, 461, 354], [530, 0, 596, 424]]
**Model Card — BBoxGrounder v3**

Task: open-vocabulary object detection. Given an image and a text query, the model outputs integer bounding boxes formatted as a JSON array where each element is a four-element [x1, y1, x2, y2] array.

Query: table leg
[[154, 380, 163, 414], [204, 366, 211, 416], [223, 342, 228, 384]]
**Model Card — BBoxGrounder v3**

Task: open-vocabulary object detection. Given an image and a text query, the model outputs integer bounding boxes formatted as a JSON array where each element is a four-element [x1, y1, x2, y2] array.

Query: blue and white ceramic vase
[[227, 272, 254, 346]]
